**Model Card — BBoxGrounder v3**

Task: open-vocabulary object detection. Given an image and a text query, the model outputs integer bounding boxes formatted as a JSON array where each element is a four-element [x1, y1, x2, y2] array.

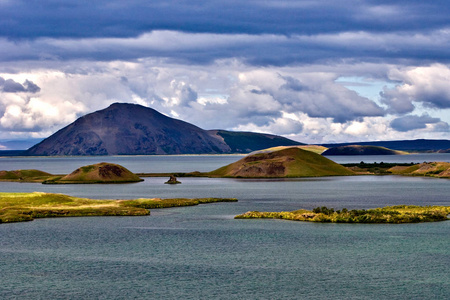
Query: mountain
[[322, 145, 404, 156], [24, 103, 303, 155], [321, 139, 450, 152], [208, 147, 354, 178]]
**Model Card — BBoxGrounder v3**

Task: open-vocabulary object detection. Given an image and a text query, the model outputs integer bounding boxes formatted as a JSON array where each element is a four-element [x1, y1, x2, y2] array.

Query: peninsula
[[0, 192, 237, 223]]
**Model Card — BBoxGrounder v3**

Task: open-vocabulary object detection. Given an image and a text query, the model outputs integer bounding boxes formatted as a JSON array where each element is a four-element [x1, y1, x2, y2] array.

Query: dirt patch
[[99, 165, 124, 178]]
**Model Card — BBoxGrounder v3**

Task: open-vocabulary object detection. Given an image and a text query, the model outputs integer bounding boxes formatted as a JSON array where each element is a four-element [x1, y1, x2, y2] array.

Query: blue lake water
[[0, 155, 449, 299]]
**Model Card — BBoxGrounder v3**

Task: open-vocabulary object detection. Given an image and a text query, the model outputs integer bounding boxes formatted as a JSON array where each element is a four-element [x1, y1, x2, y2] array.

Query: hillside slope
[[209, 147, 354, 178]]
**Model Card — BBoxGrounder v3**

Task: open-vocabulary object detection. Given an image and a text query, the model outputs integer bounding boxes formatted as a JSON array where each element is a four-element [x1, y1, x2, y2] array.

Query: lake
[[0, 154, 449, 299]]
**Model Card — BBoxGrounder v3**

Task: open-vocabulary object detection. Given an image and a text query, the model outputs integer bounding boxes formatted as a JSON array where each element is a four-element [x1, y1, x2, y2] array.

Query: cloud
[[390, 114, 448, 132], [237, 72, 385, 123], [2, 0, 450, 40], [1, 26, 450, 67], [234, 116, 304, 136], [0, 1, 449, 144], [381, 64, 450, 114], [0, 77, 41, 93]]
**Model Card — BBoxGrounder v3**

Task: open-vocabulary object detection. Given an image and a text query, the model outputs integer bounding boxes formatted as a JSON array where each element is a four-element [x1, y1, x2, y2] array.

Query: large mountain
[[25, 103, 303, 155]]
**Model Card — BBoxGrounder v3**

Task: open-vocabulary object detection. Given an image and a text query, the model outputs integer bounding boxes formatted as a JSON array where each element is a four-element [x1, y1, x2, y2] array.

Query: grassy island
[[209, 147, 354, 178], [0, 192, 237, 223], [235, 205, 450, 224]]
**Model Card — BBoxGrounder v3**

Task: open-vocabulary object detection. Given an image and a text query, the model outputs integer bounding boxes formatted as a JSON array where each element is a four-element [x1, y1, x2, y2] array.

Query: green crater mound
[[47, 162, 143, 183], [209, 147, 354, 178], [322, 145, 404, 156]]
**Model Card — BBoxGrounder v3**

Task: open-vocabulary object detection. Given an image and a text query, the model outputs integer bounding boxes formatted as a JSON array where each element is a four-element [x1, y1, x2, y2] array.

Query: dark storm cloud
[[0, 77, 40, 93], [0, 0, 450, 65], [1, 0, 449, 39], [390, 114, 445, 132], [0, 1, 449, 66]]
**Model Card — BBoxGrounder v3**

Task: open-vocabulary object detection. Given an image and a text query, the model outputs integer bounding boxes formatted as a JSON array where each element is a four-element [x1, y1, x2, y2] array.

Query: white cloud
[[0, 59, 448, 143], [382, 64, 450, 113]]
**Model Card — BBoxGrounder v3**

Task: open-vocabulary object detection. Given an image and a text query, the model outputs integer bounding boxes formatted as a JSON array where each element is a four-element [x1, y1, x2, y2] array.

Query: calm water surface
[[1, 153, 450, 173], [0, 155, 449, 299]]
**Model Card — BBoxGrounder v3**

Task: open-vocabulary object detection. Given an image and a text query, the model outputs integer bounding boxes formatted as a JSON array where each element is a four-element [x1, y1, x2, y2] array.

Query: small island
[[235, 205, 450, 223], [0, 192, 238, 223], [44, 162, 143, 184], [165, 175, 181, 184]]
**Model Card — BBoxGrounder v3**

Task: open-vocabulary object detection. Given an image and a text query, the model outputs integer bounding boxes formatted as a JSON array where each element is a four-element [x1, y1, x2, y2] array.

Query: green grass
[[0, 169, 53, 182], [235, 205, 450, 223], [0, 192, 237, 223]]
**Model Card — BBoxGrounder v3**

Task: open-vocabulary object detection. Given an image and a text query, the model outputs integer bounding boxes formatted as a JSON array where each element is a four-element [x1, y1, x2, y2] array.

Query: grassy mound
[[0, 192, 237, 223], [0, 169, 53, 182], [322, 145, 405, 156], [235, 205, 450, 223], [47, 162, 143, 183], [209, 147, 354, 178]]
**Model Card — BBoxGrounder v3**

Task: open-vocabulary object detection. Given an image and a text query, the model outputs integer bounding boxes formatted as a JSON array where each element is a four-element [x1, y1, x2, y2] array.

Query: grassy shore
[[235, 205, 450, 223], [0, 192, 237, 223]]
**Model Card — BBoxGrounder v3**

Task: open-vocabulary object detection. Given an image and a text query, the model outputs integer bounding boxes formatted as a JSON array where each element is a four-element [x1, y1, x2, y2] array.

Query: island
[[235, 205, 450, 223], [0, 192, 237, 223]]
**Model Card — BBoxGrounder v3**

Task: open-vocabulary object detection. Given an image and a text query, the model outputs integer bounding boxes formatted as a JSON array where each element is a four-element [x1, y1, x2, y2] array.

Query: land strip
[[0, 192, 237, 223], [235, 205, 450, 224]]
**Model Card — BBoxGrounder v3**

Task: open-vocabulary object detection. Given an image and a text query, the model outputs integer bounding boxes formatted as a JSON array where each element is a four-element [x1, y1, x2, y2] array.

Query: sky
[[1, 0, 450, 149]]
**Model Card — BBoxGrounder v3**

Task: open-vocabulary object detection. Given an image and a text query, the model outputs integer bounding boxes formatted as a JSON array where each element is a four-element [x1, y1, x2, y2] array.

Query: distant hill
[[209, 147, 354, 178], [24, 103, 303, 156], [322, 145, 404, 156], [0, 138, 43, 150], [321, 139, 450, 152]]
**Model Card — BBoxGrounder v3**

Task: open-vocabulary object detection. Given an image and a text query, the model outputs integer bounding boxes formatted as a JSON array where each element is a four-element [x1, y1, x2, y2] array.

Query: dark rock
[[165, 175, 181, 184]]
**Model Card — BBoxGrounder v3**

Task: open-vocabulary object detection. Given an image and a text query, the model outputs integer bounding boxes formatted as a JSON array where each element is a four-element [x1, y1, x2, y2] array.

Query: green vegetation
[[343, 162, 416, 175], [0, 169, 53, 182], [235, 205, 450, 223], [389, 162, 450, 178], [209, 147, 354, 178], [0, 192, 237, 223]]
